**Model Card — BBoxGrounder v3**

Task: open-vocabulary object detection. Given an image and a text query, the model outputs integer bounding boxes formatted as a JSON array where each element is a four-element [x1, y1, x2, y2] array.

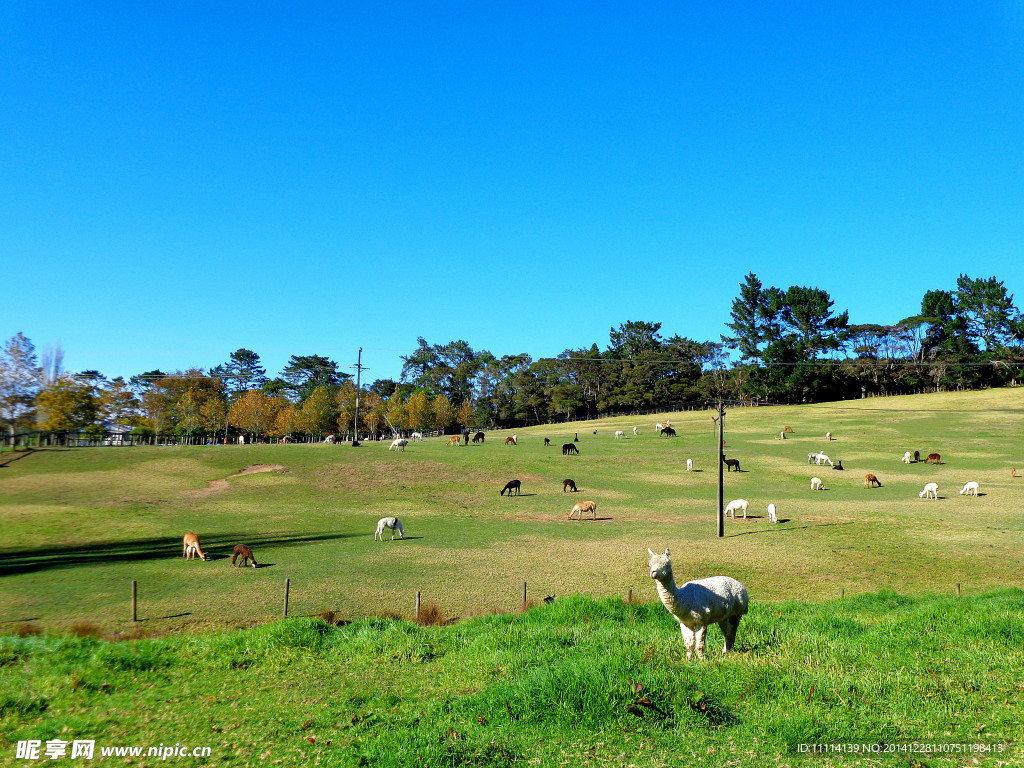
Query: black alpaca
[[500, 479, 522, 496], [723, 456, 741, 472], [562, 443, 579, 455]]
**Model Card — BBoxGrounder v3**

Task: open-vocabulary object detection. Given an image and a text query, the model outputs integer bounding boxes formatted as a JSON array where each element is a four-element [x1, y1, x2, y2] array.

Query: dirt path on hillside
[[182, 464, 287, 499]]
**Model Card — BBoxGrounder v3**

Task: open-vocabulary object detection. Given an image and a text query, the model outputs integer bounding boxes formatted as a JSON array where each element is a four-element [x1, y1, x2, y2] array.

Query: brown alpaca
[[182, 533, 207, 561], [562, 479, 578, 493], [863, 473, 882, 488], [1012, 467, 1018, 478], [231, 544, 258, 568], [568, 500, 597, 520]]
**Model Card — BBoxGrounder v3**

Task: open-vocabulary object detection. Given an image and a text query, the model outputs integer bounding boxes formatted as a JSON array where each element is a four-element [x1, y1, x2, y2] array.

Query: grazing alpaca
[[660, 427, 677, 437], [864, 473, 881, 488], [808, 451, 834, 466], [810, 477, 825, 491], [473, 431, 485, 443], [723, 457, 741, 472], [783, 426, 794, 433], [686, 458, 693, 471], [724, 498, 749, 519], [462, 430, 471, 446], [615, 430, 624, 439], [901, 451, 912, 464], [926, 453, 941, 464], [500, 479, 522, 496], [633, 426, 638, 436], [959, 481, 979, 496], [410, 431, 424, 442], [568, 500, 597, 520], [543, 438, 550, 446], [505, 436, 517, 445], [914, 450, 921, 462], [374, 517, 405, 540], [562, 443, 579, 455], [231, 544, 258, 568], [445, 436, 460, 446], [825, 431, 832, 441], [182, 533, 208, 561], [647, 548, 748, 660], [655, 421, 671, 433], [563, 478, 578, 493], [1013, 468, 1018, 478], [919, 482, 939, 499], [388, 438, 408, 451], [767, 503, 778, 523]]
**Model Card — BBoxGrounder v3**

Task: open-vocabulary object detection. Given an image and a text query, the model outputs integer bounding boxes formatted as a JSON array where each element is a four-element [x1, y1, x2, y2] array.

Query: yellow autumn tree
[[297, 386, 337, 437], [456, 398, 473, 430], [405, 390, 431, 433], [228, 390, 284, 440], [384, 386, 407, 434], [431, 393, 456, 430]]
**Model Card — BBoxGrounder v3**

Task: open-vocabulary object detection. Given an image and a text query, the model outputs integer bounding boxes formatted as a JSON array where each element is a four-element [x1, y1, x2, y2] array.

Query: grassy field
[[2, 389, 1024, 766], [1, 388, 1023, 631], [1, 592, 1022, 767]]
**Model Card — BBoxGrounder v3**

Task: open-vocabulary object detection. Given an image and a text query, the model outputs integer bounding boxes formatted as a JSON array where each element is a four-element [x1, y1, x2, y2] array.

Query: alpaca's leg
[[721, 616, 740, 653], [694, 625, 707, 658], [680, 623, 695, 661]]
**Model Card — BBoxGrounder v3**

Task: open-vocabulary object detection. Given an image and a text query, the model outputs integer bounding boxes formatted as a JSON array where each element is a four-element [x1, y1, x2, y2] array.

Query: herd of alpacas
[[181, 420, 999, 661]]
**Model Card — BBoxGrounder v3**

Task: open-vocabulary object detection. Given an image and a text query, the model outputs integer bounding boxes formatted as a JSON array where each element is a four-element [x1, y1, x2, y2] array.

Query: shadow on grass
[[728, 521, 858, 538], [0, 532, 361, 577]]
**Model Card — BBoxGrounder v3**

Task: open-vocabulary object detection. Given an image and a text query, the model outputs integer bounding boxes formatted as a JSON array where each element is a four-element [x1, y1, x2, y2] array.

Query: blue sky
[[3, 1, 1023, 384]]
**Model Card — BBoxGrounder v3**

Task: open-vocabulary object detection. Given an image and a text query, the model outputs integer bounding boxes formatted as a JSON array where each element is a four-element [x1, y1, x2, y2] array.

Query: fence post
[[132, 580, 137, 622], [415, 591, 421, 621], [956, 583, 961, 597], [283, 578, 290, 618], [627, 588, 633, 603], [523, 581, 527, 604]]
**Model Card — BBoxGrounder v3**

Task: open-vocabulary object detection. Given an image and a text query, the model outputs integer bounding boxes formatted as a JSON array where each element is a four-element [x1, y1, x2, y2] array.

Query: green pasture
[[2, 592, 1022, 767], [1, 389, 1023, 632]]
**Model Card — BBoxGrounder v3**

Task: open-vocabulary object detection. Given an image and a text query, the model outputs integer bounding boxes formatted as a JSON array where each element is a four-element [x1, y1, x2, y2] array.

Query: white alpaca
[[959, 481, 979, 496], [633, 426, 638, 436], [767, 503, 777, 523], [374, 517, 405, 540], [388, 438, 408, 452], [901, 451, 912, 464], [724, 499, 748, 519], [686, 458, 693, 472], [410, 432, 423, 442], [825, 432, 832, 441], [615, 430, 624, 439], [810, 477, 824, 490], [647, 548, 748, 660], [919, 482, 939, 499]]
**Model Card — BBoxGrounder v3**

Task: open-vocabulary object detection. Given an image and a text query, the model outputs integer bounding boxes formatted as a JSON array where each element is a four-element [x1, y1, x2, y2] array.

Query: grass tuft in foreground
[[2, 590, 1022, 766]]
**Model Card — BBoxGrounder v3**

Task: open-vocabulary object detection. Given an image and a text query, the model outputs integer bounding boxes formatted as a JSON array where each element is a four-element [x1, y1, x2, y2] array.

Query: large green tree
[[954, 275, 1021, 351]]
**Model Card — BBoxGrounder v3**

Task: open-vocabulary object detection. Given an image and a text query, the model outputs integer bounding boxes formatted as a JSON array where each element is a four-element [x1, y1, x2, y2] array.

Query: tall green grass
[[2, 591, 1021, 766]]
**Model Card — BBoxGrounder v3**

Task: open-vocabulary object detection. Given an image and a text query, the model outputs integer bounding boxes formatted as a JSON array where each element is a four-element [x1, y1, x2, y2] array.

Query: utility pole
[[713, 399, 725, 538], [352, 347, 364, 446]]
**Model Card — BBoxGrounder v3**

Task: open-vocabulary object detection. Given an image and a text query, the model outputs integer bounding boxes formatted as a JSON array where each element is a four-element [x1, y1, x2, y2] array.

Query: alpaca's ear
[[664, 548, 671, 557], [647, 548, 656, 557]]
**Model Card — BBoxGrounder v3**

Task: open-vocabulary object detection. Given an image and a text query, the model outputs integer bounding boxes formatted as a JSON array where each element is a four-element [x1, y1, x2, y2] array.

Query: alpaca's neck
[[654, 571, 686, 618]]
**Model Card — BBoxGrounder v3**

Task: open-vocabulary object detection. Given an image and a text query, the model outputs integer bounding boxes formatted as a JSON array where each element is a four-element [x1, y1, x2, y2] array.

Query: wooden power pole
[[715, 399, 725, 538]]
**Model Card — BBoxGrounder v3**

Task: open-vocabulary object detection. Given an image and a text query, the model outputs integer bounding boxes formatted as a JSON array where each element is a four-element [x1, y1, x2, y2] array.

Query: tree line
[[1, 273, 1021, 439]]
